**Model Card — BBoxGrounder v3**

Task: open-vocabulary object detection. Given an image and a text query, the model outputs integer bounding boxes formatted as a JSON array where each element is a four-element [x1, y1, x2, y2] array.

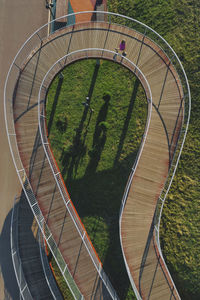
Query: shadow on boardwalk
[[0, 207, 19, 300], [17, 191, 56, 300]]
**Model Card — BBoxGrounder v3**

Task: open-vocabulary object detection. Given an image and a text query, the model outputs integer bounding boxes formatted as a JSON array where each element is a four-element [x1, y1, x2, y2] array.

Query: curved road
[[0, 1, 48, 298]]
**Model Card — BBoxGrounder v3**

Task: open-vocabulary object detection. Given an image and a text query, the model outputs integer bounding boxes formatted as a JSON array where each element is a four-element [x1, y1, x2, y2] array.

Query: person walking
[[113, 40, 127, 60]]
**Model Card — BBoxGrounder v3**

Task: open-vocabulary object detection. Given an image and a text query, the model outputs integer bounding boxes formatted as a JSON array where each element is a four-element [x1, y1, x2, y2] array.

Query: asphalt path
[[0, 1, 48, 298]]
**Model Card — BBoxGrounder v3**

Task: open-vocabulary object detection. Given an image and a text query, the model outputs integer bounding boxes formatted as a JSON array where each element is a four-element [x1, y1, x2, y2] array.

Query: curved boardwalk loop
[[4, 11, 190, 300]]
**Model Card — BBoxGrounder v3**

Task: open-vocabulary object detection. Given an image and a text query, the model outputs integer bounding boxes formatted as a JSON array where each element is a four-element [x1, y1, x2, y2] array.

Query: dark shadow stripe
[[152, 103, 171, 167]]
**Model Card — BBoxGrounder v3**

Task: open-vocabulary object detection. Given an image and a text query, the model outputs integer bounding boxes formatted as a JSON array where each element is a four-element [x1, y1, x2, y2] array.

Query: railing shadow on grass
[[114, 78, 140, 165], [47, 73, 64, 136], [60, 60, 100, 180]]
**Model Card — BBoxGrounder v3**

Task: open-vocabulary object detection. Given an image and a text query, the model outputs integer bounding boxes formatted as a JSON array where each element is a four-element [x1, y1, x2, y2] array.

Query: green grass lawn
[[108, 0, 200, 299], [46, 58, 147, 299]]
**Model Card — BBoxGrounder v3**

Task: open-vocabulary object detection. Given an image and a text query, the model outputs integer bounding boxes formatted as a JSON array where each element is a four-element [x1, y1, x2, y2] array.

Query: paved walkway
[[0, 1, 48, 298], [70, 0, 107, 21]]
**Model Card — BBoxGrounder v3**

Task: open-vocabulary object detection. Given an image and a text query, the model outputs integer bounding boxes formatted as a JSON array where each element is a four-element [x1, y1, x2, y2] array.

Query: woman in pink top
[[113, 40, 127, 60], [119, 40, 126, 51]]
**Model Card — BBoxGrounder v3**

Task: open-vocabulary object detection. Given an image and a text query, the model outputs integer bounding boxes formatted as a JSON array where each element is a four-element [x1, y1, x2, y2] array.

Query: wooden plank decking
[[12, 22, 183, 299]]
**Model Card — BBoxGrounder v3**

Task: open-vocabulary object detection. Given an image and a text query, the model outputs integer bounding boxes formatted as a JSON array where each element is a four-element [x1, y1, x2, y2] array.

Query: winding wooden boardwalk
[[6, 18, 185, 300]]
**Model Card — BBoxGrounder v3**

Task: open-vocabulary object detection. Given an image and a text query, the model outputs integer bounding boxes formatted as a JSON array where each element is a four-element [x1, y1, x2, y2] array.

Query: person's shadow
[[0, 206, 20, 300], [85, 93, 110, 174]]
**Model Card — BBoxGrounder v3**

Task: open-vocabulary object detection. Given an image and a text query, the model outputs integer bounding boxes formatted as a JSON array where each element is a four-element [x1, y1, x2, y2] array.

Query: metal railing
[[38, 230, 63, 300], [38, 48, 152, 300], [10, 197, 33, 300], [4, 11, 191, 300]]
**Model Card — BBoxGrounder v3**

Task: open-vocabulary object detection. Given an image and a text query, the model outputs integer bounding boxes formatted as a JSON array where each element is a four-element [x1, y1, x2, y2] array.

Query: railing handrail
[[38, 230, 63, 300], [38, 47, 152, 300], [3, 11, 191, 98]]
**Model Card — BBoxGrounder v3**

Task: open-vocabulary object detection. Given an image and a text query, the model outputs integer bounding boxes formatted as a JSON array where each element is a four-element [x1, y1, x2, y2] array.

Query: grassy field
[[107, 0, 200, 299], [46, 59, 147, 299]]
